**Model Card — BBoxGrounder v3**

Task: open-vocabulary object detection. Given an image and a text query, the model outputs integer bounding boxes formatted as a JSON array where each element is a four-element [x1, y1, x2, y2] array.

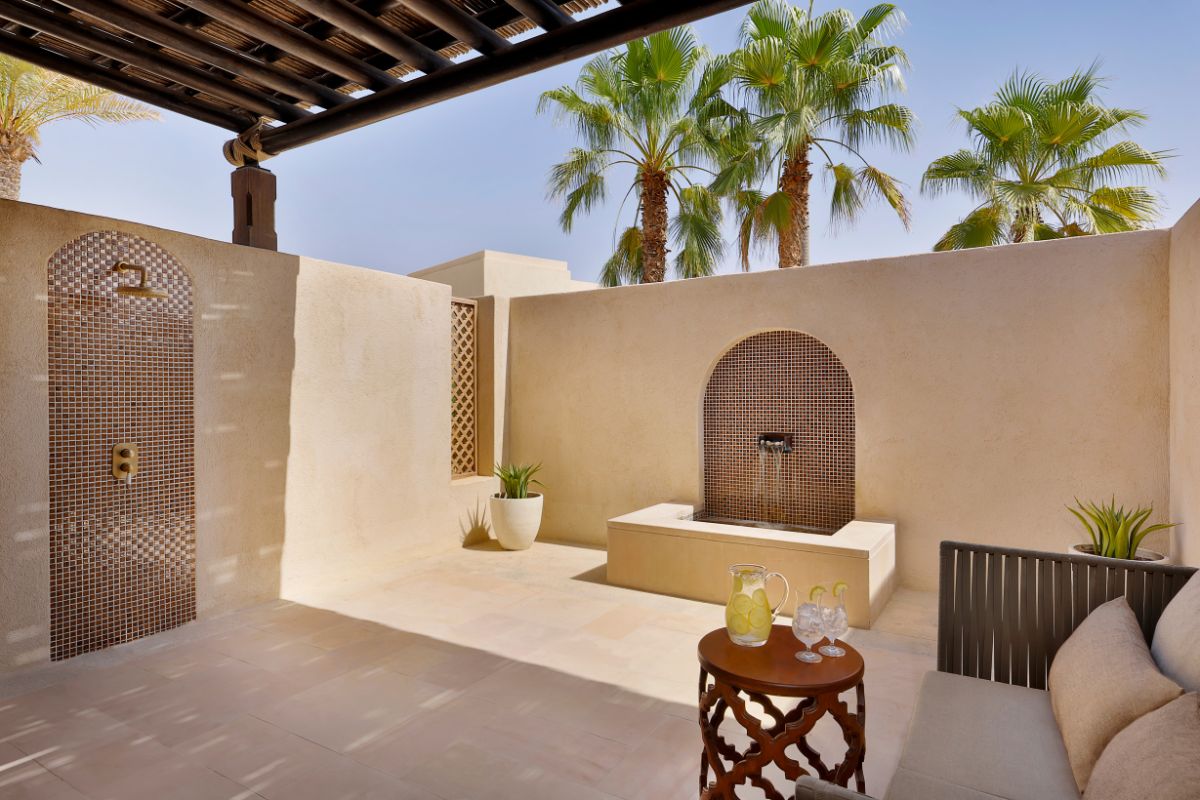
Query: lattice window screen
[[451, 299, 478, 478]]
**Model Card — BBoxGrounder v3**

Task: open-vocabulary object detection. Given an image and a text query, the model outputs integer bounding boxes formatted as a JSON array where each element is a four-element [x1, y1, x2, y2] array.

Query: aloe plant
[[494, 463, 543, 499], [1067, 498, 1176, 560]]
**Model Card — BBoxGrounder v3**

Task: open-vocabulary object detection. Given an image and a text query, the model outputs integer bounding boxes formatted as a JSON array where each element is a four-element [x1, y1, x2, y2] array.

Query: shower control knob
[[119, 462, 131, 472], [119, 449, 131, 458]]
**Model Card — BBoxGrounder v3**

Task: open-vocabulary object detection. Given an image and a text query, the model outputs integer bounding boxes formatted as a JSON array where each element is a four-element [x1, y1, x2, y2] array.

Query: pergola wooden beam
[[0, 0, 754, 251], [0, 26, 250, 130], [286, 0, 452, 74], [397, 0, 510, 55], [0, 2, 308, 122], [237, 0, 752, 158], [54, 0, 349, 109], [502, 0, 572, 31], [172, 0, 400, 90]]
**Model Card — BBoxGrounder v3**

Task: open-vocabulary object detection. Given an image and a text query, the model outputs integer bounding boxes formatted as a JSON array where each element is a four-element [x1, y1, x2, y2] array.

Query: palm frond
[[934, 205, 1007, 251], [672, 185, 724, 279], [600, 226, 645, 286]]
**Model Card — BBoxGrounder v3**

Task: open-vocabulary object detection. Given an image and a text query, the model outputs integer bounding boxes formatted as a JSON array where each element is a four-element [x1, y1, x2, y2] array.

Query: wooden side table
[[697, 625, 866, 800]]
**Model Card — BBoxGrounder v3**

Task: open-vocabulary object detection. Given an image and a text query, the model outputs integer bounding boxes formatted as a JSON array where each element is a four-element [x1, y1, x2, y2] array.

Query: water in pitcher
[[725, 564, 788, 647]]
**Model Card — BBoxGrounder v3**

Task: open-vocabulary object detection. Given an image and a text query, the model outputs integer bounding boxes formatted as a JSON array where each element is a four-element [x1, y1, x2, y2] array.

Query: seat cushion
[[891, 671, 1078, 800], [1084, 693, 1200, 800], [1049, 598, 1182, 791], [1151, 571, 1200, 692]]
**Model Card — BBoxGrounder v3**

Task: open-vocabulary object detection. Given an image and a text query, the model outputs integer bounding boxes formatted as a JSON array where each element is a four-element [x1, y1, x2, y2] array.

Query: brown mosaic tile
[[701, 330, 854, 533], [48, 231, 195, 661]]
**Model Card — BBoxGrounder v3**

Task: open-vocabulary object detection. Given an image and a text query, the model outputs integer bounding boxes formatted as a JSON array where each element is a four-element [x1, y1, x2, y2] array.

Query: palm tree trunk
[[640, 169, 669, 283], [778, 148, 812, 268], [0, 149, 23, 201]]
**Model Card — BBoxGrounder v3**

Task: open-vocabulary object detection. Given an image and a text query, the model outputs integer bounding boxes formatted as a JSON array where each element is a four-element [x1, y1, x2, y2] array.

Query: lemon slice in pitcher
[[731, 593, 754, 616], [727, 612, 751, 635], [832, 581, 848, 599], [809, 585, 827, 603], [748, 606, 771, 636]]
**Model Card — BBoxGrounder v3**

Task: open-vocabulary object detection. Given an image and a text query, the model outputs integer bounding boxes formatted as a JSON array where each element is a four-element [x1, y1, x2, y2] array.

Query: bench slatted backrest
[[937, 541, 1196, 689]]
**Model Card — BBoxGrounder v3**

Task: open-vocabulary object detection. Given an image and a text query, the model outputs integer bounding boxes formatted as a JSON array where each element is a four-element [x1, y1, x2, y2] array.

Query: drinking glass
[[819, 601, 849, 657], [792, 601, 824, 663]]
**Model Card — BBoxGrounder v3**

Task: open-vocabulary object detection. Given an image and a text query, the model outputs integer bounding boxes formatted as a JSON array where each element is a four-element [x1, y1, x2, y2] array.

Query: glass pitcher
[[725, 564, 790, 647]]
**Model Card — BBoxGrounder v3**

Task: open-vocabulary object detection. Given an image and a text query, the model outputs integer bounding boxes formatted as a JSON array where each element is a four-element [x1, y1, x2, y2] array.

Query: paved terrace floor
[[0, 543, 936, 800]]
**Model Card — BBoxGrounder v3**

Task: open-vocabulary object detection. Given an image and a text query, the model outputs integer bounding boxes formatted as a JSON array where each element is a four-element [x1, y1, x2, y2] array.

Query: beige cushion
[[1084, 693, 1200, 800], [893, 671, 1078, 800], [1049, 597, 1183, 792], [1151, 571, 1200, 691]]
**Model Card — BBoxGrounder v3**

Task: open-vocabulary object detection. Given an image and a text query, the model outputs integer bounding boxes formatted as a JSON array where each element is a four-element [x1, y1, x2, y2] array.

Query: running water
[[752, 435, 790, 515]]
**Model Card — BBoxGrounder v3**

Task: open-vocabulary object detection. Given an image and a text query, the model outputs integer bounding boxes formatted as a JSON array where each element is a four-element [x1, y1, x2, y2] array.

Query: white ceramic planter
[[489, 493, 543, 550], [1069, 544, 1169, 564]]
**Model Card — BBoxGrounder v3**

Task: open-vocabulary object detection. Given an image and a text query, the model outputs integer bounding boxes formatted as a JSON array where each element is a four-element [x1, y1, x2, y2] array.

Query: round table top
[[697, 625, 864, 696]]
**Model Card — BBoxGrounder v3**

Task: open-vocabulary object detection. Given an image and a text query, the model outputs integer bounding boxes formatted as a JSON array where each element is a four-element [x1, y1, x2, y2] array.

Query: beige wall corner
[[507, 231, 1172, 590], [1169, 199, 1200, 568], [409, 250, 594, 298]]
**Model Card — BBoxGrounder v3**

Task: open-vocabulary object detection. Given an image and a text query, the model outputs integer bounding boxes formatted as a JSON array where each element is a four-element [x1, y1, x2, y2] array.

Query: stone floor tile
[[0, 743, 90, 800]]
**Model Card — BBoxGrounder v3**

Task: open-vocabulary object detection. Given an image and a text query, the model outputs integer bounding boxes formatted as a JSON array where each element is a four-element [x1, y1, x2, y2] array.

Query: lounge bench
[[796, 541, 1198, 800]]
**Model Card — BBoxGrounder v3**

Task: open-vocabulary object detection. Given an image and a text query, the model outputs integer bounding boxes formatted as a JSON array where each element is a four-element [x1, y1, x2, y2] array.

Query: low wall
[[0, 200, 490, 672], [505, 231, 1173, 590], [1170, 200, 1200, 568]]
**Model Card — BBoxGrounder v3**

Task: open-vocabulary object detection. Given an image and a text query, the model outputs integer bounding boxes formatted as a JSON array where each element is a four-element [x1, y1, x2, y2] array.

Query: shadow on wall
[[460, 497, 491, 547], [192, 235, 297, 619]]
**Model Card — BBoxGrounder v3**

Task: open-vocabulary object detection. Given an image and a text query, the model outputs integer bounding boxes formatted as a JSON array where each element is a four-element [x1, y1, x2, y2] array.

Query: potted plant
[[490, 463, 543, 550], [1067, 498, 1176, 563]]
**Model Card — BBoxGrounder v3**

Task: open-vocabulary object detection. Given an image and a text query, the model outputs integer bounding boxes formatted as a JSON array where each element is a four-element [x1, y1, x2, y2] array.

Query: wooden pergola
[[0, 0, 750, 249]]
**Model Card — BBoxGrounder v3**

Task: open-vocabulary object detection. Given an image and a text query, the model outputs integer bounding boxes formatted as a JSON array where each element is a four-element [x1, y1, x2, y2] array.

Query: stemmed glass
[[819, 601, 849, 657], [792, 600, 824, 663]]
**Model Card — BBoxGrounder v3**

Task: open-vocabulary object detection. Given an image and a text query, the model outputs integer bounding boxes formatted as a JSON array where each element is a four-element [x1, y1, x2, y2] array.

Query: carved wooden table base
[[696, 627, 866, 800]]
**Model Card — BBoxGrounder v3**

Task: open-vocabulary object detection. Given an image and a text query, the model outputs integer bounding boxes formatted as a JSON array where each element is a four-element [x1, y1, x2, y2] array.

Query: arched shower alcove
[[701, 329, 856, 532], [47, 231, 195, 660]]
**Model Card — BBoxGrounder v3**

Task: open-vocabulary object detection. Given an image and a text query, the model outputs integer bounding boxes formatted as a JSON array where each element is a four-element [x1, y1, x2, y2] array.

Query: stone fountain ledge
[[606, 503, 896, 628]]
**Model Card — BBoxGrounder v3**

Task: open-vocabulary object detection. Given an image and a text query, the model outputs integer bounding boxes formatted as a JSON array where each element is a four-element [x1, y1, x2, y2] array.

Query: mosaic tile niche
[[702, 330, 855, 533], [48, 231, 195, 661]]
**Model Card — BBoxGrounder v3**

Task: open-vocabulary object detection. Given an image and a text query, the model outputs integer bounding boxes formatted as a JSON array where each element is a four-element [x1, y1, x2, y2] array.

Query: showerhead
[[112, 262, 167, 300]]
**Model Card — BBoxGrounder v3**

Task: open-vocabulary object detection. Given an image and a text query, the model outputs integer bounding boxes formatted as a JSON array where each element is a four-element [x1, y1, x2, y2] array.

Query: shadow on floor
[[0, 592, 919, 800]]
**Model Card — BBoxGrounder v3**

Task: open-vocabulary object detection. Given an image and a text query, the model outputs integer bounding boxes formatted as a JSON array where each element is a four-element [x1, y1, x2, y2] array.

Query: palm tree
[[714, 0, 915, 270], [922, 66, 1168, 249], [539, 28, 727, 285], [0, 56, 159, 201]]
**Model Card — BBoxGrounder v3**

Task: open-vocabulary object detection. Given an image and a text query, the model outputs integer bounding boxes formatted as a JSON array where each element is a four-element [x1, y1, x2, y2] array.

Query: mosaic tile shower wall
[[48, 231, 195, 661], [702, 330, 855, 532]]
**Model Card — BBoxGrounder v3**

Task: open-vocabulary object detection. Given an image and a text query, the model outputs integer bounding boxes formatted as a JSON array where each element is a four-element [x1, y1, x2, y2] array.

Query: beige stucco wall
[[0, 200, 489, 672], [410, 250, 594, 297], [281, 258, 494, 589], [0, 200, 298, 670], [505, 231, 1173, 590], [1169, 199, 1200, 568]]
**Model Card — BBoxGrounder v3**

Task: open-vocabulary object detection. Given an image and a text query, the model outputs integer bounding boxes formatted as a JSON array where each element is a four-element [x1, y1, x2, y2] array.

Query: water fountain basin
[[606, 503, 896, 628]]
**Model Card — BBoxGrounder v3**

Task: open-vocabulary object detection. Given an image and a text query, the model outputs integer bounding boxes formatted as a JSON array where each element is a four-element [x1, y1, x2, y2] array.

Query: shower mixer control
[[112, 443, 139, 482]]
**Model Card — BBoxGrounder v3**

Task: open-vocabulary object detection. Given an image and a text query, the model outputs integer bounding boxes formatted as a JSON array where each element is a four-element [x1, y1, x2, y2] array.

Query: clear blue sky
[[18, 0, 1200, 282]]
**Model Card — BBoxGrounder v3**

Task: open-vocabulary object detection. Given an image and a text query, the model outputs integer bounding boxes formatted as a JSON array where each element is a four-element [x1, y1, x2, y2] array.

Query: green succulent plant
[[1067, 498, 1176, 560], [494, 463, 543, 500]]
